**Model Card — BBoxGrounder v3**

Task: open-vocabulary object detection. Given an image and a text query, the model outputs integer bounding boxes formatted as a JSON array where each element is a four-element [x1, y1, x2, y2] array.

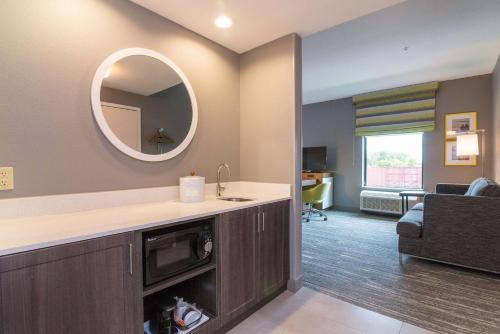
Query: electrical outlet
[[0, 167, 14, 190]]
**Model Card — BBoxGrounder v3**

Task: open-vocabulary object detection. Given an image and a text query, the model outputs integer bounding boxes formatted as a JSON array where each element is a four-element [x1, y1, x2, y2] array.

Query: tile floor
[[228, 287, 435, 334]]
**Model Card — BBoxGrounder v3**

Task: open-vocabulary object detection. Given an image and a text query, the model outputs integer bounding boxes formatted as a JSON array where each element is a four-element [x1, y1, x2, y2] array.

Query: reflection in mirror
[[100, 55, 192, 155]]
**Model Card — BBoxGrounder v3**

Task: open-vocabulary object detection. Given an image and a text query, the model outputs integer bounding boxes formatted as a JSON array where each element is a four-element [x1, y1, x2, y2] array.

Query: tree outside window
[[364, 133, 423, 189]]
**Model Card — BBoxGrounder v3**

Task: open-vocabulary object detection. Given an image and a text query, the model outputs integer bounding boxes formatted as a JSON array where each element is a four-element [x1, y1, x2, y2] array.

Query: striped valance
[[353, 82, 439, 136]]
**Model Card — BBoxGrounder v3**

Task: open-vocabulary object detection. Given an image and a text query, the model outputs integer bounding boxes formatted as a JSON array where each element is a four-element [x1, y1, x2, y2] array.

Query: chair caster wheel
[[323, 217, 327, 221], [306, 219, 310, 222]]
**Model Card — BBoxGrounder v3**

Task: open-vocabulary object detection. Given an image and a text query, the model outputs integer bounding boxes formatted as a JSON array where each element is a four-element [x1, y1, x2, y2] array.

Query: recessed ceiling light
[[215, 15, 233, 29]]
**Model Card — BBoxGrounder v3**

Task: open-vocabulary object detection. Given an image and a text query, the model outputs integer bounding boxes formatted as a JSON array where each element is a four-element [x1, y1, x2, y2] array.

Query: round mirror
[[91, 48, 198, 162]]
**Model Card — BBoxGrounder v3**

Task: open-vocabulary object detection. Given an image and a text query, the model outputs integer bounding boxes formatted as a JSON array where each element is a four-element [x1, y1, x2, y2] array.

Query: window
[[363, 133, 423, 189]]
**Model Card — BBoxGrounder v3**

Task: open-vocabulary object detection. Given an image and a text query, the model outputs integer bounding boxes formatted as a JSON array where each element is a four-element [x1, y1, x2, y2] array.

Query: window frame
[[362, 133, 424, 191]]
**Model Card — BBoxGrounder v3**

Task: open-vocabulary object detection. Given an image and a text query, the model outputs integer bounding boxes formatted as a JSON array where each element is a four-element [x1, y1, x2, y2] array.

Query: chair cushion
[[482, 184, 500, 197], [411, 202, 424, 211], [465, 177, 497, 196], [397, 209, 423, 238]]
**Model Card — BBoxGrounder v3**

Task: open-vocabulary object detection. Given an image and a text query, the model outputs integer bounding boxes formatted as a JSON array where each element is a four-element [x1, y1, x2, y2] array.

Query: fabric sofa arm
[[435, 183, 470, 195], [422, 194, 500, 271]]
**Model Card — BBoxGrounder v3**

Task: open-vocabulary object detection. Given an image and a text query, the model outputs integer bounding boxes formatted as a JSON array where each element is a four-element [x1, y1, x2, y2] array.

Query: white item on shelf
[[143, 320, 152, 334], [177, 313, 210, 334], [179, 175, 205, 203]]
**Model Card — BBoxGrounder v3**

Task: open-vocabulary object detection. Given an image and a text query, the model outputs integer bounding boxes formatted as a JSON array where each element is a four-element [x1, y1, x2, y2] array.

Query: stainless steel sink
[[218, 197, 254, 202]]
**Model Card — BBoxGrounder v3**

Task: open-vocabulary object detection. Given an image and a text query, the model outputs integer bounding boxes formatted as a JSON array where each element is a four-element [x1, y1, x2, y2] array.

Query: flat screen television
[[303, 146, 327, 172]]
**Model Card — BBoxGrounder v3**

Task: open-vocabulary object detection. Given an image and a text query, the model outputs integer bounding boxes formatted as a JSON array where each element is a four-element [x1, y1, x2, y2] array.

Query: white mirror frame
[[91, 48, 198, 162]]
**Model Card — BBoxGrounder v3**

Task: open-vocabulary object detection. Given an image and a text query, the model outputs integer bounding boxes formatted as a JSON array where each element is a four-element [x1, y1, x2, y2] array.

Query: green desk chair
[[302, 183, 331, 222]]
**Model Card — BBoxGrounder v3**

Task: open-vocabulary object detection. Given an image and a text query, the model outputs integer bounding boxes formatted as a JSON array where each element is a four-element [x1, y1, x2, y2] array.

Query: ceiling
[[303, 0, 500, 104], [103, 56, 182, 96], [130, 0, 403, 53]]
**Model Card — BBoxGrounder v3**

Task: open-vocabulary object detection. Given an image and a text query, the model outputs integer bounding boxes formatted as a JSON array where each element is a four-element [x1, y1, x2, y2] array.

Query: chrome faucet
[[217, 163, 231, 197]]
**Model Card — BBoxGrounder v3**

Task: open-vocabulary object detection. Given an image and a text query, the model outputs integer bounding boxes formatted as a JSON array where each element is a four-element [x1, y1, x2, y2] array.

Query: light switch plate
[[0, 167, 14, 190]]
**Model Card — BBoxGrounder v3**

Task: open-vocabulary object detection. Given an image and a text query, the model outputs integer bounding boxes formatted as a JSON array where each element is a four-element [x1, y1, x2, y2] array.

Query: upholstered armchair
[[397, 178, 500, 273]]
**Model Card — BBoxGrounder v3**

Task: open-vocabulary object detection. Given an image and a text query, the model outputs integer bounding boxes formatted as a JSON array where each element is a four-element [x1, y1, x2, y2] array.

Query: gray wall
[[493, 56, 500, 182], [101, 84, 192, 154], [425, 74, 494, 188], [0, 0, 240, 198], [143, 85, 192, 154], [302, 99, 362, 211], [240, 34, 300, 184], [1, 1, 303, 289], [239, 34, 303, 290], [303, 74, 494, 211]]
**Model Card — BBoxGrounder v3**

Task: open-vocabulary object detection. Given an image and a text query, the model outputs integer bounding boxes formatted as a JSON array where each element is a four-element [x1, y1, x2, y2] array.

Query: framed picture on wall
[[444, 140, 477, 166], [445, 111, 477, 140]]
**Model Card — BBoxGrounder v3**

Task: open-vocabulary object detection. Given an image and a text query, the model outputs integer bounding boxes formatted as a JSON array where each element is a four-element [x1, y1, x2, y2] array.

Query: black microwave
[[143, 220, 213, 287]]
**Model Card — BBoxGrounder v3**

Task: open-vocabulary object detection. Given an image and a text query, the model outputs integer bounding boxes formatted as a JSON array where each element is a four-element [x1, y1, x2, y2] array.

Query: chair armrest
[[422, 194, 500, 270], [435, 183, 469, 195]]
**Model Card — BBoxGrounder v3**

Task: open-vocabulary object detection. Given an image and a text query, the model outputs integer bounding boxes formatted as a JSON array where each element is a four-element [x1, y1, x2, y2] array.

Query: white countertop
[[0, 182, 290, 256]]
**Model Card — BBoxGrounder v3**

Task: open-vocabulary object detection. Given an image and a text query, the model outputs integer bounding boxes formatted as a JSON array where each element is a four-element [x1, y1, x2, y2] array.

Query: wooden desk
[[302, 172, 333, 182], [302, 179, 316, 187]]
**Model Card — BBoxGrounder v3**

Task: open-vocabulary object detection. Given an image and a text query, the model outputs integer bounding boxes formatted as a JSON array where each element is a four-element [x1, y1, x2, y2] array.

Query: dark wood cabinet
[[258, 201, 289, 300], [0, 233, 136, 334], [219, 200, 289, 327], [0, 200, 289, 334], [219, 206, 259, 326]]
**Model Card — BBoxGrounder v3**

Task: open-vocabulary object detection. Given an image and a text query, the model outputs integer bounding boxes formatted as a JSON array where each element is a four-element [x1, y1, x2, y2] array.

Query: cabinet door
[[0, 233, 136, 334], [258, 201, 289, 300], [219, 207, 258, 326]]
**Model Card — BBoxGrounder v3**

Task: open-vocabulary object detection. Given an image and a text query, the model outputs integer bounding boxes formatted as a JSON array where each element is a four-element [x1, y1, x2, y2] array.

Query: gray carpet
[[302, 210, 500, 334]]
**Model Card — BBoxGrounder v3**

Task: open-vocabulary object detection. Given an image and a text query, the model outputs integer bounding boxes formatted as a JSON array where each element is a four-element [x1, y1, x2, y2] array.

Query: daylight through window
[[364, 133, 423, 189]]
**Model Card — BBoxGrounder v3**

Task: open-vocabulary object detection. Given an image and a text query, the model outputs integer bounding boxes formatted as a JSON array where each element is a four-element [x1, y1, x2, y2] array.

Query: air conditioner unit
[[360, 190, 417, 215]]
